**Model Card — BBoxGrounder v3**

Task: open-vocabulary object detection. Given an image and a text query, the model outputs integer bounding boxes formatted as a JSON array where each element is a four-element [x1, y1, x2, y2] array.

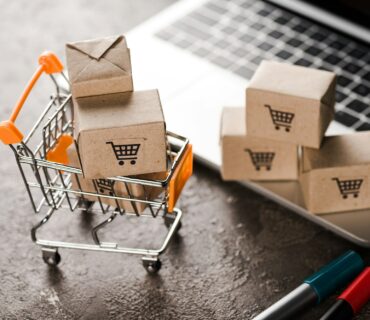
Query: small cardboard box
[[246, 60, 336, 149], [300, 132, 370, 214], [220, 107, 298, 181], [66, 35, 133, 98], [74, 89, 167, 179], [67, 143, 166, 213]]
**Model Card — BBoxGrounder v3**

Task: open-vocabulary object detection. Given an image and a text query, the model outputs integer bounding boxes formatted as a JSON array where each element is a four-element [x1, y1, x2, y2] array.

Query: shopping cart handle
[[0, 51, 63, 145]]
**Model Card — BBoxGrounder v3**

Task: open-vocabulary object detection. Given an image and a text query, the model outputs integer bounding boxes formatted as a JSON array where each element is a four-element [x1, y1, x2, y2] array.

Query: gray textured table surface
[[0, 1, 369, 319]]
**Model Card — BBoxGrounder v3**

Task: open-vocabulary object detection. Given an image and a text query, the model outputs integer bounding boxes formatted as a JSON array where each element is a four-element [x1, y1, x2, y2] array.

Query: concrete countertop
[[0, 1, 368, 319]]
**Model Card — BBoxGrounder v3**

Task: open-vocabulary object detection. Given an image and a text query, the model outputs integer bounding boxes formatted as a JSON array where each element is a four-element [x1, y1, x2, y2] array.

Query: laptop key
[[205, 2, 227, 15], [306, 46, 322, 56], [239, 33, 254, 43], [269, 30, 284, 39], [343, 63, 361, 74], [329, 40, 346, 50], [348, 47, 366, 59], [356, 122, 370, 131], [311, 32, 327, 41], [234, 66, 254, 79], [353, 84, 370, 97], [258, 9, 271, 17], [347, 99, 368, 113], [364, 71, 370, 83], [211, 55, 234, 69], [292, 23, 308, 33], [276, 50, 292, 59], [287, 38, 303, 48], [258, 42, 273, 51], [251, 22, 264, 31], [336, 91, 346, 103], [295, 58, 312, 67], [323, 54, 341, 65], [335, 111, 359, 127], [190, 12, 218, 26], [274, 16, 289, 25], [232, 47, 248, 58], [337, 75, 351, 87], [192, 46, 211, 58]]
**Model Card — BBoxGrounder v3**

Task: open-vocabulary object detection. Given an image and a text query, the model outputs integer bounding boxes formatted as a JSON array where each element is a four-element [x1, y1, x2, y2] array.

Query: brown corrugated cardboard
[[66, 35, 133, 98], [67, 143, 166, 213], [220, 107, 298, 181], [300, 132, 370, 214], [246, 60, 336, 149], [74, 89, 167, 179]]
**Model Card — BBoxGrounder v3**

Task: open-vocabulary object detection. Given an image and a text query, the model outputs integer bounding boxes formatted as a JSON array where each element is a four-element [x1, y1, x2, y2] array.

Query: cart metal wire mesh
[[0, 52, 193, 273], [245, 149, 275, 171], [332, 177, 363, 199], [264, 104, 295, 132]]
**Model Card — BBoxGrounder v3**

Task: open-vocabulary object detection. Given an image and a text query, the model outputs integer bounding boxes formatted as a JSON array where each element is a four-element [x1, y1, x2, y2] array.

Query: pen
[[319, 267, 370, 320], [252, 250, 364, 320]]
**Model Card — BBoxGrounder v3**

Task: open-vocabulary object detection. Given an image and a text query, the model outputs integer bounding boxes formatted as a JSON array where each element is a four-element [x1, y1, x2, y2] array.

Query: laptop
[[127, 0, 370, 247]]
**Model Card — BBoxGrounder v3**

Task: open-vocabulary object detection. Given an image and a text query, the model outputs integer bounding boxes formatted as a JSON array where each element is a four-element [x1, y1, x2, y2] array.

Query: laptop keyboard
[[155, 0, 370, 131]]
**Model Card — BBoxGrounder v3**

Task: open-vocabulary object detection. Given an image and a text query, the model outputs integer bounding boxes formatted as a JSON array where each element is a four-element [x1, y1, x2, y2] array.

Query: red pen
[[320, 267, 370, 320]]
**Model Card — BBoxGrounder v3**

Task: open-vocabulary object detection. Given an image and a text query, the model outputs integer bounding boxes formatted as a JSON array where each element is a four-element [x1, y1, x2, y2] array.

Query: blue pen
[[252, 250, 364, 320]]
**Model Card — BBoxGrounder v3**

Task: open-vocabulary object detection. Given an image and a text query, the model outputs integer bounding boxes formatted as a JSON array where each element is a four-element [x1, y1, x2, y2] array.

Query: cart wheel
[[77, 199, 95, 211], [130, 160, 136, 165], [143, 259, 162, 274], [285, 128, 290, 132], [119, 160, 124, 166], [275, 126, 280, 130], [343, 195, 348, 199], [99, 188, 104, 193], [354, 193, 358, 198], [42, 249, 61, 266], [256, 166, 260, 171], [267, 166, 271, 171]]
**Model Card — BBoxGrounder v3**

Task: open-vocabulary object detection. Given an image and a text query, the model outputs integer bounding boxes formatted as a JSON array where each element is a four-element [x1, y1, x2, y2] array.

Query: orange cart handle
[[0, 51, 63, 145]]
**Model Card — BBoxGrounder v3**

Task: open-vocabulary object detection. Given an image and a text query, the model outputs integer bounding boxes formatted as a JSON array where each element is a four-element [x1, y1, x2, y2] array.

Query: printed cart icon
[[264, 104, 295, 132], [332, 177, 363, 199], [106, 141, 140, 166], [245, 149, 275, 171], [96, 179, 115, 195]]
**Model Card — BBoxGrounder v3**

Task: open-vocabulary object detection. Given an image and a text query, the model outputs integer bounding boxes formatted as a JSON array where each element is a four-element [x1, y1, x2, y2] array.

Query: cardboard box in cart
[[74, 89, 168, 179], [300, 131, 370, 214], [67, 143, 166, 213], [220, 107, 298, 181], [66, 35, 133, 98], [246, 61, 336, 149]]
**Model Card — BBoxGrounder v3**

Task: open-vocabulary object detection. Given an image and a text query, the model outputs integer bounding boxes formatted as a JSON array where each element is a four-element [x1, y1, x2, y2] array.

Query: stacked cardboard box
[[64, 35, 168, 213], [221, 60, 370, 214]]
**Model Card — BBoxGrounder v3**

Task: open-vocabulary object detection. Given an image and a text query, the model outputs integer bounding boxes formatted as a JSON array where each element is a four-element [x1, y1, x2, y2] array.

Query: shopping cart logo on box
[[96, 179, 115, 196], [264, 104, 295, 132], [332, 177, 363, 199], [106, 141, 141, 166], [245, 148, 275, 171]]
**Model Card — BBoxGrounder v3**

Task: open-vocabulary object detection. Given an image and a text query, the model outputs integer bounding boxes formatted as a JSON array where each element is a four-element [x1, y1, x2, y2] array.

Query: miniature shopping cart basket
[[0, 52, 193, 273]]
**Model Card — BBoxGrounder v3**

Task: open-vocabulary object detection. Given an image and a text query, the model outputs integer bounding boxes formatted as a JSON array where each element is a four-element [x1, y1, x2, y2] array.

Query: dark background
[[0, 1, 369, 319]]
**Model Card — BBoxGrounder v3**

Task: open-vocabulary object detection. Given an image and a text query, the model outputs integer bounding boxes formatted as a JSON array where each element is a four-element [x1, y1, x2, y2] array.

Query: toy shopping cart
[[332, 177, 363, 199], [0, 52, 193, 273], [245, 149, 275, 171], [264, 104, 295, 132], [106, 141, 140, 166]]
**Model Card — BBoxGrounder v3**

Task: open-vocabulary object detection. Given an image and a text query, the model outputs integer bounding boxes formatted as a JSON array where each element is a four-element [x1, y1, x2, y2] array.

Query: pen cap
[[304, 250, 364, 303], [338, 267, 370, 314]]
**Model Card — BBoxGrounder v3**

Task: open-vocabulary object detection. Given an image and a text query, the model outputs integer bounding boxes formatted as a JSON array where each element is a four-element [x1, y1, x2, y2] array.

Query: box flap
[[303, 131, 370, 170], [220, 107, 246, 137], [249, 60, 336, 103], [74, 90, 165, 133]]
